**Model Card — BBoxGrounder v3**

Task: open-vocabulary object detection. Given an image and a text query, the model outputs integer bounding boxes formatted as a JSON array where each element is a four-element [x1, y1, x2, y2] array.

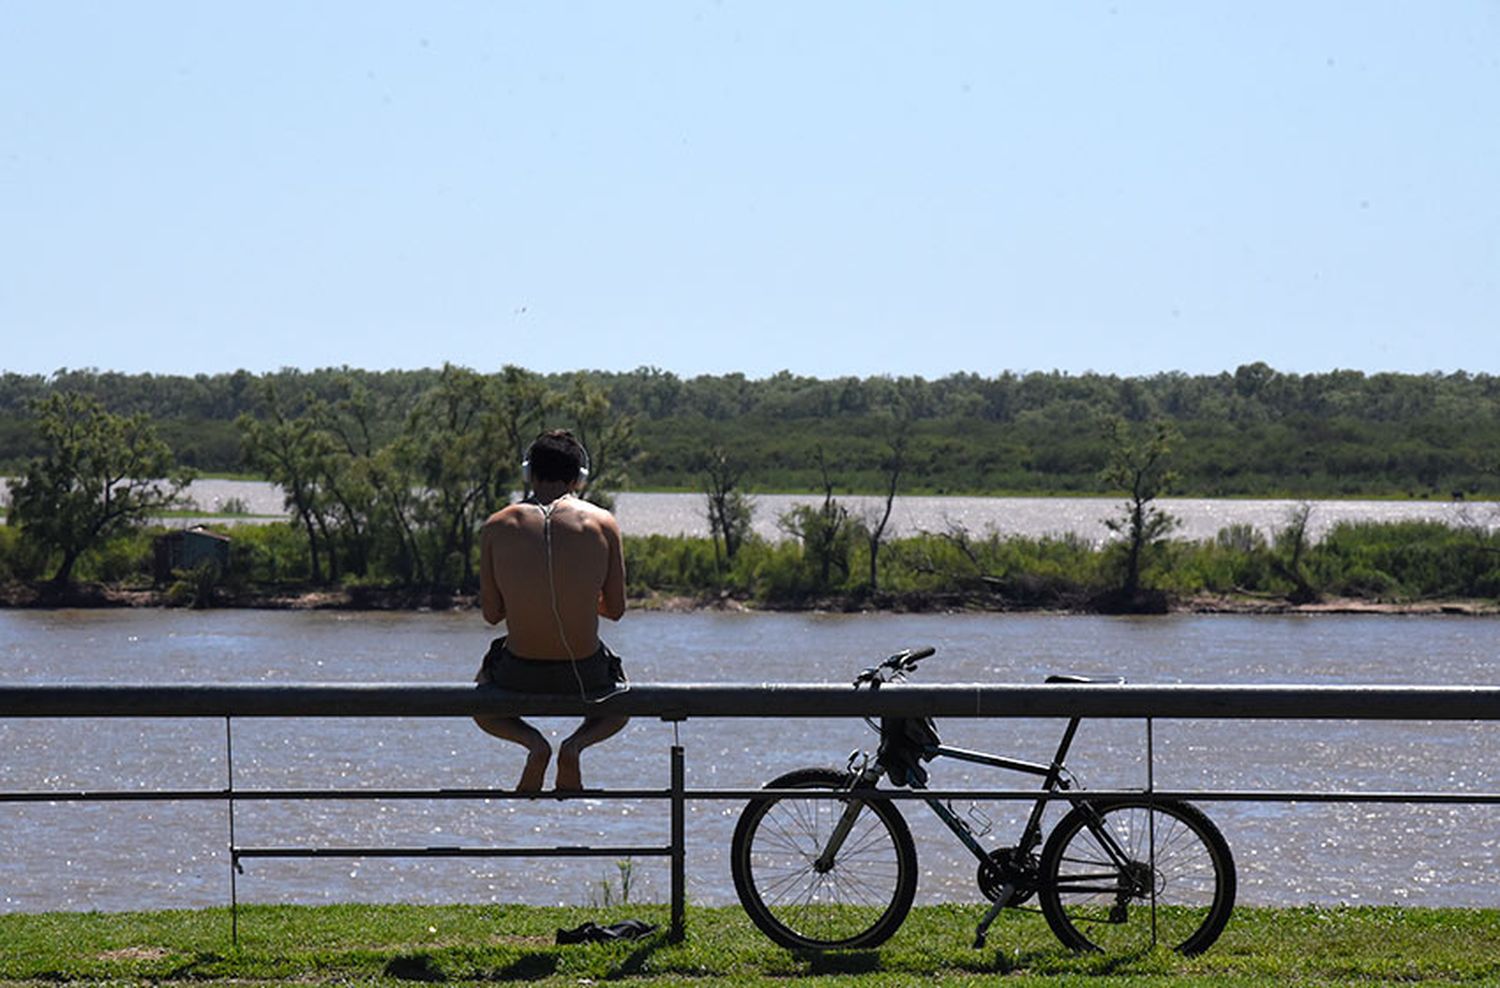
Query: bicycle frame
[[918, 714, 1087, 866], [823, 712, 1148, 947]]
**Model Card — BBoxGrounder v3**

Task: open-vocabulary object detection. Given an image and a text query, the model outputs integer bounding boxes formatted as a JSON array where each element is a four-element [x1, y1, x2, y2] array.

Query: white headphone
[[521, 439, 590, 488]]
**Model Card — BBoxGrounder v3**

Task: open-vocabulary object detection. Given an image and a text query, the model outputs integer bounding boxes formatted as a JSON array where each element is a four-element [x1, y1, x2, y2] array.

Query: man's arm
[[597, 515, 626, 621], [479, 521, 506, 625]]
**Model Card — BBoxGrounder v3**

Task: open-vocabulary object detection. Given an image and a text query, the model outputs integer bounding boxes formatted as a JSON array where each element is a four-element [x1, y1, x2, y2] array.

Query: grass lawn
[[1, 903, 1497, 985]]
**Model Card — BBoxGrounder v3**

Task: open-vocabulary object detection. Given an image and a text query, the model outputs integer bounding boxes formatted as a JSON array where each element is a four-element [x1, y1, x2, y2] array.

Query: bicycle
[[730, 646, 1236, 954]]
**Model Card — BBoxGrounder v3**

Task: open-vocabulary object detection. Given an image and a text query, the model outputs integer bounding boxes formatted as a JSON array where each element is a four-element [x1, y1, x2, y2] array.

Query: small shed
[[153, 526, 232, 583]]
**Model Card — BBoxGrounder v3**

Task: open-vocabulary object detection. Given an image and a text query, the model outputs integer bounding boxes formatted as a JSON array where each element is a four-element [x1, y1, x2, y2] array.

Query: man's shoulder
[[574, 498, 621, 530], [483, 504, 530, 528]]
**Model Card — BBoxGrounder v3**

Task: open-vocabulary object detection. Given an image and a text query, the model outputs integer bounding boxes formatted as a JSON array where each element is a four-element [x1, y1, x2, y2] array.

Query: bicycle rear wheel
[[1038, 798, 1235, 955], [730, 767, 917, 950]]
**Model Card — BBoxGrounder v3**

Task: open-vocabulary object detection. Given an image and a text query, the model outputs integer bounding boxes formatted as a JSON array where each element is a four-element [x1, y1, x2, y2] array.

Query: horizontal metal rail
[[234, 845, 673, 860], [6, 785, 1500, 806], [0, 786, 674, 803], [4, 681, 1500, 719]]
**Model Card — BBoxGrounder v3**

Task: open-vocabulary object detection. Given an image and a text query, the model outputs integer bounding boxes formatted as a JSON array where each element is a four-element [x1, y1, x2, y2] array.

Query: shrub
[[74, 531, 154, 585], [1312, 520, 1497, 600], [624, 535, 723, 595], [0, 525, 22, 582], [226, 523, 312, 586]]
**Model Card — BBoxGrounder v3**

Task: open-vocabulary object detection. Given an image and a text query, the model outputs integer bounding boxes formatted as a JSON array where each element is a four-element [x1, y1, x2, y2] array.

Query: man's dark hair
[[526, 429, 588, 484]]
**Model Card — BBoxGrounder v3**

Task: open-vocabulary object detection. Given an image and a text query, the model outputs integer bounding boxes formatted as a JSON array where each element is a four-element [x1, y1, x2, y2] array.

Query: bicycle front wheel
[[1039, 798, 1235, 955], [730, 767, 917, 950]]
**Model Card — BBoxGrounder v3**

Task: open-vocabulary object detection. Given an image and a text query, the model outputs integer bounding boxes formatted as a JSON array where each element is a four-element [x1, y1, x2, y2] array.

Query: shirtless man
[[475, 430, 628, 792]]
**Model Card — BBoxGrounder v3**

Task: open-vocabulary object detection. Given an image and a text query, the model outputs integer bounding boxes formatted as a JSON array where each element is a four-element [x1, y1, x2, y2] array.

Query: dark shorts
[[476, 636, 627, 697]]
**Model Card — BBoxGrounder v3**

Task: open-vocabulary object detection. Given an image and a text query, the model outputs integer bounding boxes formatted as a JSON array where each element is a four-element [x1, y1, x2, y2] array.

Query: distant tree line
[[2, 363, 1499, 497]]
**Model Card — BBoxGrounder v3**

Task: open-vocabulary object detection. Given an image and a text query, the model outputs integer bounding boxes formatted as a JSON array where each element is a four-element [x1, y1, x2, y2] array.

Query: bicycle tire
[[730, 767, 917, 950], [1038, 798, 1235, 955]]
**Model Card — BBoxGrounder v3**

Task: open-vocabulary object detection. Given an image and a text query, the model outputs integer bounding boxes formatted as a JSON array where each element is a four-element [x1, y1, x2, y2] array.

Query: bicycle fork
[[811, 762, 885, 874], [811, 792, 868, 874]]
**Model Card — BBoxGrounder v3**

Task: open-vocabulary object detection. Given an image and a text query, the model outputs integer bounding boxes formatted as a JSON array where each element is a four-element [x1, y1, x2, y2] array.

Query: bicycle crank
[[978, 847, 1038, 906]]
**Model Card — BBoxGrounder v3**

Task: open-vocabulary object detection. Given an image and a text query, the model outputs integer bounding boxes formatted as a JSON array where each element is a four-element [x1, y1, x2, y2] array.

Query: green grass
[[1, 903, 1497, 985]]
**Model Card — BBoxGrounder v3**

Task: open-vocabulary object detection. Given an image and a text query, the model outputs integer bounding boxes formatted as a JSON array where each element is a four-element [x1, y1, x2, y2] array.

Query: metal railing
[[3, 681, 1499, 942]]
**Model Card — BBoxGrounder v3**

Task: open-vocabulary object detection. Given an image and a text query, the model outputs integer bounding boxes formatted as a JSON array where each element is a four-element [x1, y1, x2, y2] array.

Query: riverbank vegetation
[[3, 512, 1498, 614], [2, 363, 1497, 611], [1, 902, 1496, 984]]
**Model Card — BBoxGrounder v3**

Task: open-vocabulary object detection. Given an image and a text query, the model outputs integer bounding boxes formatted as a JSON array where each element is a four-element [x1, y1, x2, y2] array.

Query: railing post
[[225, 716, 239, 947], [1146, 715, 1157, 948], [670, 740, 685, 942]]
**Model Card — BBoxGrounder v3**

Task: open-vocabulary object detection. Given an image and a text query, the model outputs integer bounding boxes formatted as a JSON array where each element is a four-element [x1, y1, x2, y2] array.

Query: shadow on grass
[[795, 950, 884, 975], [384, 950, 562, 982], [487, 953, 562, 981], [164, 953, 227, 979], [601, 935, 666, 979], [793, 946, 1099, 978], [384, 953, 448, 982], [972, 947, 1061, 975], [383, 935, 663, 983]]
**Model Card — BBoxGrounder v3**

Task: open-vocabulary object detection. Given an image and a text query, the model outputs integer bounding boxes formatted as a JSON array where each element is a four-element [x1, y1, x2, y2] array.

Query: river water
[[1, 609, 1497, 915], [172, 479, 1497, 543]]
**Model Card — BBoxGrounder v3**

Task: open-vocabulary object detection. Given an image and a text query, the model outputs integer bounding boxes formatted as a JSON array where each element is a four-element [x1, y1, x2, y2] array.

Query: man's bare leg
[[473, 715, 552, 792], [555, 716, 629, 791]]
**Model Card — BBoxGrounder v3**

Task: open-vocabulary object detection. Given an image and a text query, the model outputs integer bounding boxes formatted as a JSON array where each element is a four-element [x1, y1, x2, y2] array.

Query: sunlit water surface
[[1, 609, 1497, 913]]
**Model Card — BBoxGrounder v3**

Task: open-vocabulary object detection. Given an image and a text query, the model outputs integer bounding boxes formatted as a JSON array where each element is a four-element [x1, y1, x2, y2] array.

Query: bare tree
[[701, 445, 754, 571], [860, 428, 909, 592], [1272, 502, 1319, 604], [778, 446, 851, 589]]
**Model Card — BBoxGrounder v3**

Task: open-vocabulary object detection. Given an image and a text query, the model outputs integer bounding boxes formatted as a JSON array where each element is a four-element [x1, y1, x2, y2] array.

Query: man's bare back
[[479, 494, 626, 659]]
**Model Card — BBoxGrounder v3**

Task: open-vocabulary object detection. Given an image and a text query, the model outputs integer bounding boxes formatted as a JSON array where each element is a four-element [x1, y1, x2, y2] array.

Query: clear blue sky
[[3, 2, 1497, 380]]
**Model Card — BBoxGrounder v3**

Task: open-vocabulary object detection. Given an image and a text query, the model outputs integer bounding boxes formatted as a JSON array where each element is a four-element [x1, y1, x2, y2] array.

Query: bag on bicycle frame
[[876, 716, 941, 787]]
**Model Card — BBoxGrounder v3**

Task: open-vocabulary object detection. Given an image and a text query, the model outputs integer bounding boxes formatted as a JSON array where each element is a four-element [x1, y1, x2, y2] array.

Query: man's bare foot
[[553, 716, 626, 792]]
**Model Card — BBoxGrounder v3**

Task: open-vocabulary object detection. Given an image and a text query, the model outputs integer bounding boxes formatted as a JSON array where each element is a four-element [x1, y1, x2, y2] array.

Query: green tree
[[237, 386, 340, 584], [1100, 417, 1180, 605], [306, 381, 384, 579], [399, 364, 514, 590], [559, 374, 638, 510], [7, 392, 192, 585], [494, 365, 552, 467]]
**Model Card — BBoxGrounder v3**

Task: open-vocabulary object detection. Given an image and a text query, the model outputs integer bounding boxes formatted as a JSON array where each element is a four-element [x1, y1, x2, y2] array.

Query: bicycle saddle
[[1044, 674, 1127, 685]]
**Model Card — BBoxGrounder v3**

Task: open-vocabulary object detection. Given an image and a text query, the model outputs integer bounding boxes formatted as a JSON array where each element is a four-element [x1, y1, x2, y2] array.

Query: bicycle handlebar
[[854, 646, 937, 688]]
